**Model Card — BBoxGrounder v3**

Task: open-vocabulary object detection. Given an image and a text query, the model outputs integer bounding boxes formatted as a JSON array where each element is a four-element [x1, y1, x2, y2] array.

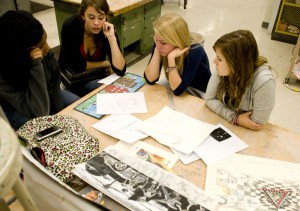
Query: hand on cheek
[[103, 22, 115, 38], [29, 47, 43, 60]]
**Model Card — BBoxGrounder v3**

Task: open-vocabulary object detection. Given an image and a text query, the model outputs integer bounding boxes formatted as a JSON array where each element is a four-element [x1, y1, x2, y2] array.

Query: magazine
[[72, 146, 220, 211], [74, 72, 146, 119], [78, 185, 104, 205]]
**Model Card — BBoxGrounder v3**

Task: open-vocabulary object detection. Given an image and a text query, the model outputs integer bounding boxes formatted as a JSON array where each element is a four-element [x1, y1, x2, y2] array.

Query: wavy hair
[[213, 30, 268, 108], [0, 10, 43, 88], [153, 13, 193, 75]]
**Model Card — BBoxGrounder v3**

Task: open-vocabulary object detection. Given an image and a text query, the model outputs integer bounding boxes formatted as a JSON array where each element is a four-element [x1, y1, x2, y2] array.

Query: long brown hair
[[213, 30, 268, 108]]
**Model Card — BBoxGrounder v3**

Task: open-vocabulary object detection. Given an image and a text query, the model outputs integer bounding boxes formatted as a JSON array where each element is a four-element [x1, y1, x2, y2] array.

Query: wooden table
[[58, 82, 300, 209], [54, 0, 152, 16]]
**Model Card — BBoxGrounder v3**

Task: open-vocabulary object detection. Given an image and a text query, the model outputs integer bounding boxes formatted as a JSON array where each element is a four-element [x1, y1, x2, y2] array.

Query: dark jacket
[[58, 14, 126, 75], [0, 49, 64, 118], [144, 43, 211, 96]]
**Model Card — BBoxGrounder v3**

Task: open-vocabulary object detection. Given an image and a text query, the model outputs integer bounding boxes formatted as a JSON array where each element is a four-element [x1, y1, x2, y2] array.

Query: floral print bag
[[17, 115, 99, 183]]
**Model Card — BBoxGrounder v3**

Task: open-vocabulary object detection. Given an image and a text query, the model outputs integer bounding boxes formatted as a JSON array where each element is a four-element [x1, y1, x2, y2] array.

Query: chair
[[190, 32, 205, 46], [0, 117, 39, 211]]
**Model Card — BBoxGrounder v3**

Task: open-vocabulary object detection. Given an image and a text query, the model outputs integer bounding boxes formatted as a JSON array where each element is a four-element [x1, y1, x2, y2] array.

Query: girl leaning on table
[[144, 13, 211, 98], [58, 0, 126, 97], [0, 10, 79, 130], [204, 30, 276, 131]]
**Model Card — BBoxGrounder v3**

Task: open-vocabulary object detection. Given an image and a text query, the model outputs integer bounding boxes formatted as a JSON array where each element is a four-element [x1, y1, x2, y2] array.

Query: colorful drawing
[[74, 72, 146, 119]]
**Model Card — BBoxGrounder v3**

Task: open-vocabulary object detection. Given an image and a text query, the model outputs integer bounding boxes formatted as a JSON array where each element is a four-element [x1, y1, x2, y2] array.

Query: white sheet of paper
[[137, 106, 217, 154], [96, 92, 147, 114], [171, 148, 200, 165], [194, 124, 249, 166], [92, 114, 148, 143], [97, 73, 120, 84]]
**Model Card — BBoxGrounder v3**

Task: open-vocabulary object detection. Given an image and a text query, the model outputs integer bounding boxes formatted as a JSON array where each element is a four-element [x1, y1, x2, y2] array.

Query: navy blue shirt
[[144, 43, 211, 96]]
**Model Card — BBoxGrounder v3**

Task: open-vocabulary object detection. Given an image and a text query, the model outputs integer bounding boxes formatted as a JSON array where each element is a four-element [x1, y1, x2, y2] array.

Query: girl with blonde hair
[[144, 13, 211, 98], [205, 30, 276, 131]]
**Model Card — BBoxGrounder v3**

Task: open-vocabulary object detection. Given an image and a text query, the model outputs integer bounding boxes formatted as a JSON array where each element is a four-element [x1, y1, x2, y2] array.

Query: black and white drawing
[[205, 154, 300, 211], [73, 146, 220, 211]]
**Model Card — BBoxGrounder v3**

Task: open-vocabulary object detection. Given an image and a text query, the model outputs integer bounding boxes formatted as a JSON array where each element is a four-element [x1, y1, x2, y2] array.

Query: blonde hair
[[153, 13, 193, 75]]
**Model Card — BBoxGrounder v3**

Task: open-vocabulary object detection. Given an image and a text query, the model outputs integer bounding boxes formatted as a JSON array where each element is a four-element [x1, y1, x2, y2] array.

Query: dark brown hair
[[79, 0, 110, 16]]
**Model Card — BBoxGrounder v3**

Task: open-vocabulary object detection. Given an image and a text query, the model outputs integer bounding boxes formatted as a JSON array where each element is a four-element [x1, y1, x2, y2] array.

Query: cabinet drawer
[[144, 17, 156, 36], [123, 21, 142, 47], [145, 0, 161, 18], [142, 33, 155, 54], [122, 7, 143, 26]]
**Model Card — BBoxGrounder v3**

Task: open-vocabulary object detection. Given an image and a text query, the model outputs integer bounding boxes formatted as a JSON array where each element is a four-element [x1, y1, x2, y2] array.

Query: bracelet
[[166, 66, 178, 73], [231, 114, 239, 125]]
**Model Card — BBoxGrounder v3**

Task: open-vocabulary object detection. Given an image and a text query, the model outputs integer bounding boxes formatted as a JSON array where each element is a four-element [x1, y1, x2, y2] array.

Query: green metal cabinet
[[53, 1, 79, 42], [142, 0, 161, 54]]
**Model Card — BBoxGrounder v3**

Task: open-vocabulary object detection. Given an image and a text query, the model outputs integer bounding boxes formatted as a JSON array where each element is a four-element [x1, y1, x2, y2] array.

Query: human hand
[[103, 22, 115, 38], [28, 47, 43, 60], [238, 111, 263, 131], [167, 47, 189, 60]]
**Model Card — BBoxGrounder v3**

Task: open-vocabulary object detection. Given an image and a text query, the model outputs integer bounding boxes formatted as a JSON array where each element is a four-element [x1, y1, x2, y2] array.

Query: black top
[[58, 14, 126, 75]]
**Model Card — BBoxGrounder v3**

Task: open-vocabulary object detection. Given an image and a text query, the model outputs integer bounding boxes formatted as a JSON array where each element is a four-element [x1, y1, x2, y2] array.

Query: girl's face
[[154, 33, 175, 56], [213, 48, 231, 76], [82, 6, 106, 35]]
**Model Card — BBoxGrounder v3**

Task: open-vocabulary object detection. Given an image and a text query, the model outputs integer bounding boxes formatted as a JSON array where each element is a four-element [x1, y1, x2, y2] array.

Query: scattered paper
[[194, 124, 248, 165], [92, 114, 148, 143], [170, 148, 200, 165], [97, 73, 120, 84], [96, 92, 147, 115], [137, 106, 217, 154]]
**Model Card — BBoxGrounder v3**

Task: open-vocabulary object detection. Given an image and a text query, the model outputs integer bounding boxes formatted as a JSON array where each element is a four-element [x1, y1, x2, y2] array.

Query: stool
[[190, 32, 205, 45], [0, 117, 38, 211]]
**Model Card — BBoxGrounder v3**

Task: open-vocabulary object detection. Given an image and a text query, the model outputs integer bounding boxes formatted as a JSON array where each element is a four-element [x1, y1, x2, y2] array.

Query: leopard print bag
[[17, 115, 99, 183]]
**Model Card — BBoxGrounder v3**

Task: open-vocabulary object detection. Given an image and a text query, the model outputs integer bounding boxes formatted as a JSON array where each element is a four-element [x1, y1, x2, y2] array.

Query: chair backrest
[[190, 32, 205, 46]]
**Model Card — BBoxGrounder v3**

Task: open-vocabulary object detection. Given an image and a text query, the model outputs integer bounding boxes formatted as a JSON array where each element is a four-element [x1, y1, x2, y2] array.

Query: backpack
[[16, 115, 99, 183]]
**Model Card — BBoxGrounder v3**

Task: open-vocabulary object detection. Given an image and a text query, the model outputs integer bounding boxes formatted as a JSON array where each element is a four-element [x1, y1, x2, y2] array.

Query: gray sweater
[[0, 50, 63, 119], [204, 65, 276, 124]]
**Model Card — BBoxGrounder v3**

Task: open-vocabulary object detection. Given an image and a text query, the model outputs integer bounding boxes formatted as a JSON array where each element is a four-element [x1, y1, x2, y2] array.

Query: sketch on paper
[[73, 146, 220, 211], [205, 154, 300, 211]]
